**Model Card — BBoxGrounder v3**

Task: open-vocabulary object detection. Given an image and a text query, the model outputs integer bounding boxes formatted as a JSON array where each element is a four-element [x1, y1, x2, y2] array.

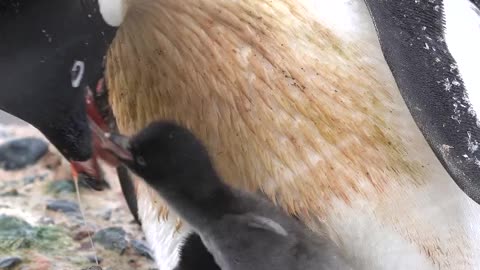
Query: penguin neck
[[146, 170, 238, 230]]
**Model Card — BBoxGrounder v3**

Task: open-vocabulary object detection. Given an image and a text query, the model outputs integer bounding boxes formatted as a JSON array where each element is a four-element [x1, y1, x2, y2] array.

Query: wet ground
[[0, 115, 157, 270]]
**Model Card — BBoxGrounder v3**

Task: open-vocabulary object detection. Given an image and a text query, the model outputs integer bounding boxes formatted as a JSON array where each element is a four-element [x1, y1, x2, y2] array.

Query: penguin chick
[[103, 121, 353, 270]]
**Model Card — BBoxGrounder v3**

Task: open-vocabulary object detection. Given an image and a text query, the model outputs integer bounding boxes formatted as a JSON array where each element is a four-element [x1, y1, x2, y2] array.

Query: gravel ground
[[0, 122, 157, 270]]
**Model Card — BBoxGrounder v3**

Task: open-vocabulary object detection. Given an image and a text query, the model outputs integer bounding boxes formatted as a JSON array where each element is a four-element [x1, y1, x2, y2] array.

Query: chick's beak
[[102, 132, 133, 163]]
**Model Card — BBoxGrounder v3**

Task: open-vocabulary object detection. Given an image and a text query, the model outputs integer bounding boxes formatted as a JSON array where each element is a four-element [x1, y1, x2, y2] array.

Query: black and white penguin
[[0, 0, 118, 160], [101, 121, 353, 270], [0, 0, 123, 188]]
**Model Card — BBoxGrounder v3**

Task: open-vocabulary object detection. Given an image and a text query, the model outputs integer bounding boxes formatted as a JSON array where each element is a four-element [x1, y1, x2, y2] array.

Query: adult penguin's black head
[[0, 0, 124, 161]]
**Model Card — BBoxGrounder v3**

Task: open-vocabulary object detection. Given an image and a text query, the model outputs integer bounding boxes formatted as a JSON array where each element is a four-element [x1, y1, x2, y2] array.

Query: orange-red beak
[[69, 85, 113, 191], [88, 116, 133, 166]]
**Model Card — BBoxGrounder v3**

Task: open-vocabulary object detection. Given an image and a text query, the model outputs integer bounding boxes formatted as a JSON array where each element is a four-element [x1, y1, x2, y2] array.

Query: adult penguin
[[0, 0, 123, 189], [101, 0, 480, 269]]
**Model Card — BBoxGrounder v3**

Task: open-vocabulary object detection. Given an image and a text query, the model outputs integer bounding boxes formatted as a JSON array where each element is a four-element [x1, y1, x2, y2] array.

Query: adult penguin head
[[0, 0, 125, 162]]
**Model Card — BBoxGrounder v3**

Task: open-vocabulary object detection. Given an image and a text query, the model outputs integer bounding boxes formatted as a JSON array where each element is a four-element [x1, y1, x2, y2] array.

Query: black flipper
[[471, 0, 480, 8], [364, 0, 480, 203]]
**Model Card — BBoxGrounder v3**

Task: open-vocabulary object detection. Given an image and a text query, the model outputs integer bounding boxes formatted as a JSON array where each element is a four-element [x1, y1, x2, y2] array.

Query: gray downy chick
[[102, 121, 353, 270]]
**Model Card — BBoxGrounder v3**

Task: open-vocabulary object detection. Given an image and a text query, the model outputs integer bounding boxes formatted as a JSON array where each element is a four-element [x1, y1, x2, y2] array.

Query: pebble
[[100, 209, 112, 221], [93, 227, 128, 253], [38, 173, 48, 181], [46, 179, 76, 194], [0, 189, 19, 197], [22, 176, 36, 185], [81, 266, 102, 270], [0, 214, 33, 234], [73, 229, 95, 241], [86, 255, 103, 264], [0, 138, 48, 170], [0, 215, 72, 252], [38, 216, 54, 225], [79, 241, 95, 250], [130, 239, 154, 260], [46, 199, 80, 214], [0, 256, 22, 269]]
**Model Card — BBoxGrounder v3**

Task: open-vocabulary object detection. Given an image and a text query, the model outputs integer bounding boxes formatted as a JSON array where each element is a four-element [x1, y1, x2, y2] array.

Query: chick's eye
[[136, 156, 146, 166]]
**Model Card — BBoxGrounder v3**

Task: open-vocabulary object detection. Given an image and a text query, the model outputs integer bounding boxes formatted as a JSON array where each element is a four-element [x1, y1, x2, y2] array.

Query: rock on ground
[[93, 227, 128, 253], [46, 179, 76, 194], [0, 137, 48, 170], [46, 199, 80, 214], [130, 240, 154, 260], [0, 256, 22, 269]]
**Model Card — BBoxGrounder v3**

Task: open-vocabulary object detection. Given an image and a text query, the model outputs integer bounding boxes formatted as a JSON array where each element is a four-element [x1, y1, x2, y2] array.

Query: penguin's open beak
[[69, 116, 130, 190], [103, 132, 133, 163], [87, 84, 133, 164], [68, 85, 120, 190], [68, 85, 112, 191], [89, 114, 133, 166]]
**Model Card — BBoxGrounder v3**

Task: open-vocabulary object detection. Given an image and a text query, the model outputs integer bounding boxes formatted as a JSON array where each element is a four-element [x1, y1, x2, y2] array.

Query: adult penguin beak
[[0, 0, 124, 189], [88, 113, 133, 167], [70, 85, 127, 190], [84, 86, 132, 166]]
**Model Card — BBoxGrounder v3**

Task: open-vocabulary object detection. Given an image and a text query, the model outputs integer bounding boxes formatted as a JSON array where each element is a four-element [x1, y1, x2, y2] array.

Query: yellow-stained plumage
[[105, 0, 480, 269]]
